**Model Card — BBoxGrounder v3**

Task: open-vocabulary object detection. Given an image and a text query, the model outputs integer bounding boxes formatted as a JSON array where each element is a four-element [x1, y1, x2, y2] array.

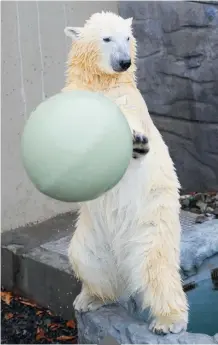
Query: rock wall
[[119, 1, 218, 192]]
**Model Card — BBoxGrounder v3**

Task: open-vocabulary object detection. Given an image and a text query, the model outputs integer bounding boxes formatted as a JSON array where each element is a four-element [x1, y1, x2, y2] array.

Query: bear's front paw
[[132, 130, 149, 159]]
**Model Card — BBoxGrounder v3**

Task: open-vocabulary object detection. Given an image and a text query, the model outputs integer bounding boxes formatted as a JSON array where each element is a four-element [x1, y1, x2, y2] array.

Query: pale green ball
[[21, 90, 132, 202]]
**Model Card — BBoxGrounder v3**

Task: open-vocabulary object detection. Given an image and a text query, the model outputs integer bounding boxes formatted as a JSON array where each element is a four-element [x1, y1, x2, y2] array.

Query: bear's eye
[[127, 37, 130, 41], [103, 37, 111, 43]]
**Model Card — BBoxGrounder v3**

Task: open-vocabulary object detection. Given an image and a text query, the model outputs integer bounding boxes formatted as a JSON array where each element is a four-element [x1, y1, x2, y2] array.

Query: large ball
[[21, 90, 132, 202]]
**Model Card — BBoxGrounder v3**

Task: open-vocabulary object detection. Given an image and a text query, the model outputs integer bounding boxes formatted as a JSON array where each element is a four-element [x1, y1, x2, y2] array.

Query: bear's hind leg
[[145, 249, 188, 335], [133, 203, 188, 335], [69, 205, 118, 312]]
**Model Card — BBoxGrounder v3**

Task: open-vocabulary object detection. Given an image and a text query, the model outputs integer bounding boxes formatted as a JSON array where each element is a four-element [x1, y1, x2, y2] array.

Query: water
[[187, 278, 218, 336], [131, 278, 218, 336]]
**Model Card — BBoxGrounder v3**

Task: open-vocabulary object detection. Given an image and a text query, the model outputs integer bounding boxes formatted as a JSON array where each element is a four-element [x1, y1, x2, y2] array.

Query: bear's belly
[[81, 159, 148, 298], [86, 158, 146, 235]]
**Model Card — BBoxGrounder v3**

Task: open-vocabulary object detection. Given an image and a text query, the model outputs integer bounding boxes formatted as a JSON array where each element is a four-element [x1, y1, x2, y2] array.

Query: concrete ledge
[[1, 211, 81, 319]]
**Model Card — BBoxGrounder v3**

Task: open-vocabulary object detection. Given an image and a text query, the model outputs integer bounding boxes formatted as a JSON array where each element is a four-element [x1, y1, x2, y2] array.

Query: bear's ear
[[126, 17, 133, 26], [64, 27, 82, 40]]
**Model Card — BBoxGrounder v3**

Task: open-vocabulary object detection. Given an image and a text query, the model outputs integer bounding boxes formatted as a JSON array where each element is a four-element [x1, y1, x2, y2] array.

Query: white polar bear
[[63, 11, 188, 335]]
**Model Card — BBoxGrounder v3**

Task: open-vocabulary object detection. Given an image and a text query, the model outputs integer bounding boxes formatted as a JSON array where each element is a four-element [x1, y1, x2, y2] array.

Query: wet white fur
[[65, 12, 188, 334], [65, 13, 132, 74]]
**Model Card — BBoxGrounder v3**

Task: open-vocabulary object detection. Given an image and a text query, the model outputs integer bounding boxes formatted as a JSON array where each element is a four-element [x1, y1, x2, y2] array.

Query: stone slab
[[41, 235, 72, 257]]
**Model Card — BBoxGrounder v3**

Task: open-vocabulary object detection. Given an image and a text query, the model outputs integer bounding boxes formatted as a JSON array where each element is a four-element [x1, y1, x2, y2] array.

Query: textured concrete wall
[[119, 1, 218, 192], [2, 1, 118, 231]]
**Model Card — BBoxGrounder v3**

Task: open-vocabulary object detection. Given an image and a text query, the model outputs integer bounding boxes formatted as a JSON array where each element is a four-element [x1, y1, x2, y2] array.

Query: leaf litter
[[1, 290, 77, 344]]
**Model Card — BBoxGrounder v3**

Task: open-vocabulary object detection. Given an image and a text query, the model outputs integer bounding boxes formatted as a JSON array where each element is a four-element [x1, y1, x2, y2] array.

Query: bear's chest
[[104, 86, 145, 116]]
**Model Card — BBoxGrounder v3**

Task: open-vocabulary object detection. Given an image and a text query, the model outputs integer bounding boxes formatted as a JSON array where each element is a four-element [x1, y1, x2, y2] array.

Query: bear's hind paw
[[149, 318, 187, 335], [73, 290, 104, 312]]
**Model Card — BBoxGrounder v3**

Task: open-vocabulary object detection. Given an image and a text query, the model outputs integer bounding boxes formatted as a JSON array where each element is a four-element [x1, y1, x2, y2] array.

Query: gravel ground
[[1, 291, 77, 344], [180, 192, 218, 223]]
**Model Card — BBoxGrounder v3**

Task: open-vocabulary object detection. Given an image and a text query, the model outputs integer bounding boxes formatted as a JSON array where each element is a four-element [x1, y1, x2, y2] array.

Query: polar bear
[[63, 12, 188, 335]]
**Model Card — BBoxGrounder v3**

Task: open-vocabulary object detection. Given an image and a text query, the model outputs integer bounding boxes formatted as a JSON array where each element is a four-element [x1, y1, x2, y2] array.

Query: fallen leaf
[[19, 299, 37, 307], [1, 291, 12, 305], [49, 323, 60, 330], [36, 327, 45, 341], [66, 320, 76, 328], [46, 310, 54, 316], [36, 310, 44, 316], [56, 335, 75, 341], [5, 312, 13, 320]]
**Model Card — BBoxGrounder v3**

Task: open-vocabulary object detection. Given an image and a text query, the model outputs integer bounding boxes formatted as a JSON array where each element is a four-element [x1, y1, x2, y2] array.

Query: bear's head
[[64, 11, 136, 82]]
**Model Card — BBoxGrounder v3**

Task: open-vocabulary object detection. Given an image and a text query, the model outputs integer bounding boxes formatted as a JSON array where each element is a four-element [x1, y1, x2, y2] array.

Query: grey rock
[[133, 20, 163, 58], [119, 1, 218, 192], [180, 196, 190, 208], [196, 200, 207, 213], [180, 219, 218, 277], [190, 207, 201, 214], [214, 333, 218, 343], [205, 213, 216, 220], [159, 1, 216, 33], [118, 1, 160, 21], [195, 214, 208, 223], [206, 206, 215, 213], [76, 305, 216, 344]]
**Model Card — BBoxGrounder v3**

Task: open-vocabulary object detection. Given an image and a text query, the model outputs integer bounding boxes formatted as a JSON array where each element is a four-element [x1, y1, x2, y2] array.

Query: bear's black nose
[[119, 59, 131, 71]]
